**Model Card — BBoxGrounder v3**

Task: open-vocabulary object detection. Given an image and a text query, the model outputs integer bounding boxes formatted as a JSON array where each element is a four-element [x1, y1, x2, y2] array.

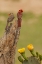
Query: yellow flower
[[18, 48, 25, 54], [27, 44, 34, 51]]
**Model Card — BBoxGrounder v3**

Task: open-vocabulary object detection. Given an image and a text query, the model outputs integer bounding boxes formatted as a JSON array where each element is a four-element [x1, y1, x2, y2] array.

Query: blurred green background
[[0, 0, 42, 64]]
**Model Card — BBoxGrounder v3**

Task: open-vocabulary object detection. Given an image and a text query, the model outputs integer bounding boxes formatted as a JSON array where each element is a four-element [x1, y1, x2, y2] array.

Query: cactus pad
[[22, 56, 41, 64]]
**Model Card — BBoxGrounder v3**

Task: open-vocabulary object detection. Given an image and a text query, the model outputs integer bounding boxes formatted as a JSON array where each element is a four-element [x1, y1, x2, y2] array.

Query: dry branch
[[0, 9, 23, 64]]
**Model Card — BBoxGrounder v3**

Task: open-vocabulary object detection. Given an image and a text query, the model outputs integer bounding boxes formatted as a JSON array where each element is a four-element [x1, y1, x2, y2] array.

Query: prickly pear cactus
[[22, 56, 41, 64], [18, 44, 42, 64]]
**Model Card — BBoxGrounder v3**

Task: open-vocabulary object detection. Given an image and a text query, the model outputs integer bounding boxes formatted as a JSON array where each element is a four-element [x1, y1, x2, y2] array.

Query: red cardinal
[[17, 9, 23, 27]]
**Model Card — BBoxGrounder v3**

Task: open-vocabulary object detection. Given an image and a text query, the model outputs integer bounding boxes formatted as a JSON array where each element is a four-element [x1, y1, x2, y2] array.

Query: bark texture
[[0, 9, 23, 64], [0, 19, 21, 64]]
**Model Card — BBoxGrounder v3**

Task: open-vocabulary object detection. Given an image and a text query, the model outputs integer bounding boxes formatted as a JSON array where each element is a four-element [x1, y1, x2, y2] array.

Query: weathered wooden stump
[[0, 9, 23, 64]]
